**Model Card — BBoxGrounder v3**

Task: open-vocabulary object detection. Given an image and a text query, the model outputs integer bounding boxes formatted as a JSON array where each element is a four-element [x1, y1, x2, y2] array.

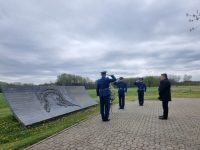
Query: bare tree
[[186, 10, 200, 31], [173, 75, 181, 84], [168, 75, 181, 86], [183, 74, 192, 85]]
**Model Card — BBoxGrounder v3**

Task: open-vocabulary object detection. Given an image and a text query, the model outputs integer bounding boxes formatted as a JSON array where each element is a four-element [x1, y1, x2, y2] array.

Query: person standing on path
[[158, 73, 171, 120], [114, 77, 127, 109], [134, 78, 146, 106], [96, 71, 116, 122]]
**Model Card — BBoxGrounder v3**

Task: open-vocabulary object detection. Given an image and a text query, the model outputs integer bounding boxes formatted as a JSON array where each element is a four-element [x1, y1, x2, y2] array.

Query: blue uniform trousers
[[138, 92, 144, 105], [100, 95, 110, 121], [118, 93, 125, 109]]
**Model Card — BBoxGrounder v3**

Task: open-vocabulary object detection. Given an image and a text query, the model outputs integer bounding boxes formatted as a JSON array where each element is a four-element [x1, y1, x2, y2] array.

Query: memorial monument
[[2, 86, 98, 126]]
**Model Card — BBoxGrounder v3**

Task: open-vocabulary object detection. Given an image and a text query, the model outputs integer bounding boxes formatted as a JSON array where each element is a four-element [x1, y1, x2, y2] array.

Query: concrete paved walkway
[[25, 98, 200, 150]]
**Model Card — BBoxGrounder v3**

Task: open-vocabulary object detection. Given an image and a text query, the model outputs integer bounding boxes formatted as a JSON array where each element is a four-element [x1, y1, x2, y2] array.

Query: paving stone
[[25, 98, 200, 150]]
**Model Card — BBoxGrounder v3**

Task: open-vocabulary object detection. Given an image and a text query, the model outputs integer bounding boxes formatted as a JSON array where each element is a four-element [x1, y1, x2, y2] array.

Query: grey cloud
[[0, 0, 200, 83]]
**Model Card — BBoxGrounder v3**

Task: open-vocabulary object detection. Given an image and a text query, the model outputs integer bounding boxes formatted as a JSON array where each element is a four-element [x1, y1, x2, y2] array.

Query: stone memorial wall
[[2, 86, 98, 126]]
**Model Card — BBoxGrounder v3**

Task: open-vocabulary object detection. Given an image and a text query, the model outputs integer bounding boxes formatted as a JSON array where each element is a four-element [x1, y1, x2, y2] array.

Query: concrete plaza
[[25, 98, 200, 150]]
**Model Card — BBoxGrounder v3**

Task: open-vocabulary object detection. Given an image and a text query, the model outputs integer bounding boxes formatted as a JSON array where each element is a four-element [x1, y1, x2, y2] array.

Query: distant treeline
[[0, 74, 95, 93], [0, 74, 200, 93]]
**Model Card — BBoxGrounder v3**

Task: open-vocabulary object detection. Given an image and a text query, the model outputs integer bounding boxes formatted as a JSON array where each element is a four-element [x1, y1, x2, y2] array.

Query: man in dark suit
[[114, 77, 127, 109], [158, 73, 171, 120], [96, 71, 116, 122]]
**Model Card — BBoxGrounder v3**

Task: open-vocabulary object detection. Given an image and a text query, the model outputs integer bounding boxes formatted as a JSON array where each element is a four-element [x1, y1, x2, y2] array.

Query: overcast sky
[[0, 0, 200, 84]]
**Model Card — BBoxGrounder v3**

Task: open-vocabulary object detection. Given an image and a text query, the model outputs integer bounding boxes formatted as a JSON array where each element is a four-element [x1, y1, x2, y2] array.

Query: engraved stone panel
[[2, 86, 98, 126]]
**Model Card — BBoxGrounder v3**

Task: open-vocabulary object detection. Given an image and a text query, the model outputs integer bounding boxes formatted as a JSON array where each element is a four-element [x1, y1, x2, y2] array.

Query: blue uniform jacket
[[114, 81, 127, 94], [96, 75, 116, 97], [134, 81, 146, 93]]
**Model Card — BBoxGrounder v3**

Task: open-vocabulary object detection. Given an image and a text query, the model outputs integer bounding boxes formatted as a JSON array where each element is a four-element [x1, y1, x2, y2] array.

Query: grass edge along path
[[23, 112, 100, 150]]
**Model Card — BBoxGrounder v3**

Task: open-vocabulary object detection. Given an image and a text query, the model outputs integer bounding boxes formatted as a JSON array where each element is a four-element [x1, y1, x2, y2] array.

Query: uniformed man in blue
[[134, 78, 146, 106], [114, 77, 127, 109], [96, 71, 116, 122]]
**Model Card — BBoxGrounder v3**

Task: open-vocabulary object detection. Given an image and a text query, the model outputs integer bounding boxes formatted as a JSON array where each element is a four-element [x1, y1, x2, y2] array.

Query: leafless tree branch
[[186, 10, 200, 31]]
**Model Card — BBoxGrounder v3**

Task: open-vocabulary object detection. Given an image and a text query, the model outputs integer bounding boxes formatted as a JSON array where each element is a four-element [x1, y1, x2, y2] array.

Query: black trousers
[[138, 92, 144, 105], [118, 93, 125, 109], [162, 100, 168, 118]]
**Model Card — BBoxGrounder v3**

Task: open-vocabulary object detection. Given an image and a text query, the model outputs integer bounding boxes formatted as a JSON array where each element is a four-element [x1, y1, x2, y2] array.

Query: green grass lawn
[[89, 85, 200, 101], [0, 86, 200, 150]]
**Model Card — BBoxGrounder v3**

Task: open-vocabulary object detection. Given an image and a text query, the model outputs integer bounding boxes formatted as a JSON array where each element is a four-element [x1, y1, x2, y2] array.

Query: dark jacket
[[158, 78, 171, 101], [114, 81, 127, 94], [96, 75, 116, 97], [134, 81, 146, 93]]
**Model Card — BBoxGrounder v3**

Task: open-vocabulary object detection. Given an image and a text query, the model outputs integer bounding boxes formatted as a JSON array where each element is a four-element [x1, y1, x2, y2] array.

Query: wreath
[[109, 83, 115, 103]]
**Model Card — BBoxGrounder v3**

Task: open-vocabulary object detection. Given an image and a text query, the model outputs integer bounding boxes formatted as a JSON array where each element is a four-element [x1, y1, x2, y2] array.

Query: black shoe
[[119, 108, 122, 109], [159, 117, 167, 120], [159, 115, 164, 118], [105, 119, 110, 122]]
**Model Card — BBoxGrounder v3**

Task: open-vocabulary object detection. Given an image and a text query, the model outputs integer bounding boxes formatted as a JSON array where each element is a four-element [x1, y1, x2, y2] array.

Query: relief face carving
[[37, 89, 80, 112]]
